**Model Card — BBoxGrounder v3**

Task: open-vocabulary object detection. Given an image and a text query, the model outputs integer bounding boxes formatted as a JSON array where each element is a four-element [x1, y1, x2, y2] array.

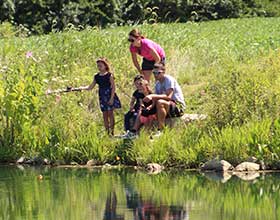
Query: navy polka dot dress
[[94, 72, 121, 112]]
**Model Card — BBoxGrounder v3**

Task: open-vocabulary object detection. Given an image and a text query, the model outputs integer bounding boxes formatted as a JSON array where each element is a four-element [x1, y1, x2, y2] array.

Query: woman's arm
[[131, 52, 142, 74], [149, 48, 161, 63]]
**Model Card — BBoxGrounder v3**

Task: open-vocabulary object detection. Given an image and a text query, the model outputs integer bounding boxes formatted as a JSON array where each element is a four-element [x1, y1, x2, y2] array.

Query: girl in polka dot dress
[[79, 58, 121, 135]]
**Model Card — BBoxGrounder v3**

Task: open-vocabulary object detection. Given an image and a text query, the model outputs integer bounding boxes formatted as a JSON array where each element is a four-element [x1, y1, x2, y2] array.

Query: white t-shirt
[[155, 74, 186, 109]]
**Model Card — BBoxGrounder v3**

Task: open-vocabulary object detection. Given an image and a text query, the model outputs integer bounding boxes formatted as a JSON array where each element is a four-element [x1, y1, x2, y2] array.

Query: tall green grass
[[1, 17, 280, 166]]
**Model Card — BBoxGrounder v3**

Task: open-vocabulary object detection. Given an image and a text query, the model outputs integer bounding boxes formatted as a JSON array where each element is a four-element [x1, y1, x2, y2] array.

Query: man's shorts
[[167, 101, 184, 118]]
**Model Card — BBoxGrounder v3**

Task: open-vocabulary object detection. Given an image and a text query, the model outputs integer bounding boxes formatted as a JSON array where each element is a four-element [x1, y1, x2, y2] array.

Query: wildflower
[[26, 51, 33, 58], [116, 156, 120, 161], [45, 89, 52, 95], [25, 51, 39, 62]]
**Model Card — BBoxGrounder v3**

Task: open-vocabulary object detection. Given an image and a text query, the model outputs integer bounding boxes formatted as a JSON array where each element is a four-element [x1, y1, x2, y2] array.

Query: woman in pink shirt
[[128, 29, 165, 82]]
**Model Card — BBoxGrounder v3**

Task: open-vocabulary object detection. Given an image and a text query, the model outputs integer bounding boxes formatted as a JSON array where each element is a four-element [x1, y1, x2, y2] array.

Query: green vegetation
[[1, 17, 280, 167], [1, 0, 280, 34]]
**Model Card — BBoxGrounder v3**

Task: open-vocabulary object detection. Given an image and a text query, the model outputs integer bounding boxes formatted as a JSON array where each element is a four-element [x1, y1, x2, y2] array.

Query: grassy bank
[[1, 17, 280, 167]]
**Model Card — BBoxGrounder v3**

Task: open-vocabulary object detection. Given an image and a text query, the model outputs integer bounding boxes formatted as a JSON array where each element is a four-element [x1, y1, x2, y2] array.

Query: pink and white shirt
[[130, 38, 165, 61]]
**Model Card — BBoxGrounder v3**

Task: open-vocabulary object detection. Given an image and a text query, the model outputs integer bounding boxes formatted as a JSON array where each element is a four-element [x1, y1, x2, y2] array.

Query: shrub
[[0, 0, 277, 34]]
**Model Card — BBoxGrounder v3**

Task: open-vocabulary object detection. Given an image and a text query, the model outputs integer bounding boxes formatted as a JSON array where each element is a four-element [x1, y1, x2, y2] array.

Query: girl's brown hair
[[96, 57, 110, 72], [129, 28, 144, 39]]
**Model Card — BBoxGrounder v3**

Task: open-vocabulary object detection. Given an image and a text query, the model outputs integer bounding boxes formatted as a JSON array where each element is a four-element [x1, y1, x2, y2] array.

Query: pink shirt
[[130, 38, 165, 61]]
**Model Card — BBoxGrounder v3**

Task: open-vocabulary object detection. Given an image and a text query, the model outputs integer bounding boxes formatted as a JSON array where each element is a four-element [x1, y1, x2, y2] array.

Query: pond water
[[0, 166, 279, 220]]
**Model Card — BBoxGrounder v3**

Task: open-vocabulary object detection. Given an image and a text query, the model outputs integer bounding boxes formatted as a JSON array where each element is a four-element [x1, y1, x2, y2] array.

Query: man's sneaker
[[122, 130, 138, 139], [153, 130, 162, 138]]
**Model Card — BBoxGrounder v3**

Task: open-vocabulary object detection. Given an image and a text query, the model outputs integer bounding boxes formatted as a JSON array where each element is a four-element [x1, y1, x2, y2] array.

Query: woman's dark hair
[[139, 79, 153, 94], [133, 74, 144, 82], [129, 29, 144, 39]]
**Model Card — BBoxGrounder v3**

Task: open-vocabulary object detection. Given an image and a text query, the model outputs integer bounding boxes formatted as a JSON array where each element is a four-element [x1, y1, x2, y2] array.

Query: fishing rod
[[45, 86, 83, 95], [45, 85, 130, 98], [117, 86, 132, 100]]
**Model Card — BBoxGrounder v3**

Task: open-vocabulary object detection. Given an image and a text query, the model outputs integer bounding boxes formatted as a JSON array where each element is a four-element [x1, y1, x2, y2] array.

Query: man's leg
[[156, 99, 170, 130]]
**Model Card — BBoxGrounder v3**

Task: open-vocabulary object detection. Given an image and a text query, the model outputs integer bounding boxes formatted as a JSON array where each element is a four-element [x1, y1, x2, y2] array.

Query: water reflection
[[0, 166, 280, 220], [125, 186, 188, 220], [104, 192, 124, 220], [103, 187, 188, 220]]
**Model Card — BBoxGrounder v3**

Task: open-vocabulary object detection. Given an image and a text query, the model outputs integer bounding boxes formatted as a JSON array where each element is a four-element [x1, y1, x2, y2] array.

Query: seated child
[[124, 75, 145, 131], [123, 77, 155, 137]]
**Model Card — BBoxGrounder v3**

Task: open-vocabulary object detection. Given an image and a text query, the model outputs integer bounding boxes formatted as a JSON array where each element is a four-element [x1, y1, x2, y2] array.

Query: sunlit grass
[[0, 17, 280, 166]]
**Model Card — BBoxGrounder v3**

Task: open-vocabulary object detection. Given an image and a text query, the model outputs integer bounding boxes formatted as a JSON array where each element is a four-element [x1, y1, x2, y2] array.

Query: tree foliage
[[0, 0, 279, 34]]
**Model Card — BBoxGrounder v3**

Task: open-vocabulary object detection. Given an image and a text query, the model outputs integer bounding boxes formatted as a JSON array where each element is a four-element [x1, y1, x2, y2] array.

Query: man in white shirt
[[143, 63, 185, 131]]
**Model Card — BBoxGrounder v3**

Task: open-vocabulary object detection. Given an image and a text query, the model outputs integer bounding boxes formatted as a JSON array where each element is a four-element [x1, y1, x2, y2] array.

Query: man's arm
[[143, 88, 174, 103]]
